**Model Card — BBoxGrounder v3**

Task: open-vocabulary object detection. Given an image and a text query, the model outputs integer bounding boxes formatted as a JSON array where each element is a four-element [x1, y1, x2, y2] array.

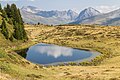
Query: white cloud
[[31, 45, 73, 58], [96, 6, 119, 13]]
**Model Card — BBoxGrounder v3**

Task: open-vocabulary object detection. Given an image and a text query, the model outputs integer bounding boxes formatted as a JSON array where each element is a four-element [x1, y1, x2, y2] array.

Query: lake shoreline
[[25, 43, 101, 66]]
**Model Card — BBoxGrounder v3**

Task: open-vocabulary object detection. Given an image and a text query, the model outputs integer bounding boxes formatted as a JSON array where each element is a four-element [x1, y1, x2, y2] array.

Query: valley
[[0, 2, 120, 80], [0, 24, 120, 80]]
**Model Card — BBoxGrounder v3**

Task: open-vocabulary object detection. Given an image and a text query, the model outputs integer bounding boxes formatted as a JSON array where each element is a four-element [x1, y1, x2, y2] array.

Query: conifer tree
[[1, 19, 9, 39], [4, 4, 12, 18], [1, 10, 7, 20], [17, 9, 23, 24], [11, 4, 28, 40], [8, 18, 13, 25], [11, 4, 21, 24], [0, 3, 2, 12], [13, 21, 28, 40], [13, 22, 21, 39], [0, 3, 28, 41]]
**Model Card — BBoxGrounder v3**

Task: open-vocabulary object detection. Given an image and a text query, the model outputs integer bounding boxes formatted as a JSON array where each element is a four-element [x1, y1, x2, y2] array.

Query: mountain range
[[21, 6, 120, 26], [21, 6, 78, 25], [75, 8, 120, 26]]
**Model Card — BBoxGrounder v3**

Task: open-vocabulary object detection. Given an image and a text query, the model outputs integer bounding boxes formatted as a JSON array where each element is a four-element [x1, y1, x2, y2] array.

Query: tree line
[[0, 3, 28, 41]]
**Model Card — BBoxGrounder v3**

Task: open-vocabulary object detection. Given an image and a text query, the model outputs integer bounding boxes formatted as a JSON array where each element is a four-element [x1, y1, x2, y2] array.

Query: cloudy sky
[[0, 0, 120, 13]]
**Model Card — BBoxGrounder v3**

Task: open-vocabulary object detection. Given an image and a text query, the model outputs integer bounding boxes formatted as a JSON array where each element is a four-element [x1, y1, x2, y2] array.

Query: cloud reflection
[[30, 44, 73, 58]]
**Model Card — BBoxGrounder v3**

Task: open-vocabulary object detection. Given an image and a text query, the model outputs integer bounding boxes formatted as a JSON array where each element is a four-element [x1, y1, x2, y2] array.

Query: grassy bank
[[25, 24, 120, 66], [0, 24, 120, 80]]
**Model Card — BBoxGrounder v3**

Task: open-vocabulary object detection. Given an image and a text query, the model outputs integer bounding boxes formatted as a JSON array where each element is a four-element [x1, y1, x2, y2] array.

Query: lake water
[[26, 43, 100, 65]]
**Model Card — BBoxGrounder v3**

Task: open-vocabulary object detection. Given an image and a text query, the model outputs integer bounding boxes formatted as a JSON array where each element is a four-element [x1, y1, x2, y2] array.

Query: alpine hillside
[[71, 7, 101, 24], [78, 8, 120, 26]]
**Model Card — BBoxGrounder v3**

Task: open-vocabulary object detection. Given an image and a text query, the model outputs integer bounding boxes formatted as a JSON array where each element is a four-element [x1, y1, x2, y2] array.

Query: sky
[[0, 0, 120, 13]]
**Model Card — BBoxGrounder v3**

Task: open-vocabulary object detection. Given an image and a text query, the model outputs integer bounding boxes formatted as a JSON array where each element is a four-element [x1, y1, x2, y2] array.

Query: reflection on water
[[32, 44, 72, 58], [26, 43, 98, 65]]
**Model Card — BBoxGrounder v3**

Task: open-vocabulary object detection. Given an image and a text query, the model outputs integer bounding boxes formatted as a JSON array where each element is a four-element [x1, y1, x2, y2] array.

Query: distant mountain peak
[[21, 6, 120, 26], [26, 6, 37, 9], [20, 6, 79, 25], [21, 6, 40, 13], [21, 6, 37, 10], [87, 7, 95, 10], [75, 7, 101, 22], [85, 7, 100, 13], [68, 9, 73, 12]]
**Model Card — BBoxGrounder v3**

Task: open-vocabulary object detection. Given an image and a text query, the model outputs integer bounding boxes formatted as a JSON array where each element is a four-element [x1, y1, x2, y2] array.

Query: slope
[[79, 8, 120, 25], [70, 7, 101, 24], [0, 23, 120, 80], [21, 6, 78, 25]]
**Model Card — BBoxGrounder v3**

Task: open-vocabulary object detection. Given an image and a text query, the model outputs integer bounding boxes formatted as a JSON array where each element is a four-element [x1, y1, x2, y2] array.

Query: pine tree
[[4, 4, 12, 18], [13, 22, 28, 40], [1, 10, 7, 20], [8, 18, 13, 25], [17, 9, 23, 24], [13, 22, 21, 39], [11, 4, 21, 24], [1, 19, 9, 39], [0, 3, 2, 12], [0, 4, 28, 41], [11, 4, 28, 40]]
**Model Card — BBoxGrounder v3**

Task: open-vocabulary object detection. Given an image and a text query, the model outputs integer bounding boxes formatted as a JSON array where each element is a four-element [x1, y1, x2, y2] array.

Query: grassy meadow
[[0, 24, 120, 80]]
